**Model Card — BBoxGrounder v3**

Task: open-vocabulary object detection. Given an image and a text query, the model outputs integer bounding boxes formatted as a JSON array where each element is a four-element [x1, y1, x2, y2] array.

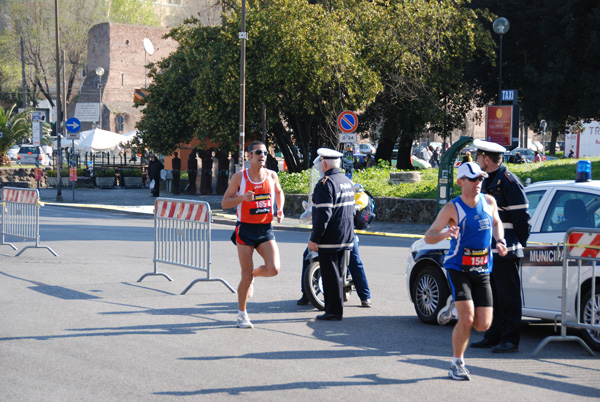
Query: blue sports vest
[[444, 194, 494, 273]]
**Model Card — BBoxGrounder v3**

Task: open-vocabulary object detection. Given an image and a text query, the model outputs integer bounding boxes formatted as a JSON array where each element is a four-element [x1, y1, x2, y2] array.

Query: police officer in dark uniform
[[308, 148, 355, 321], [470, 139, 531, 353]]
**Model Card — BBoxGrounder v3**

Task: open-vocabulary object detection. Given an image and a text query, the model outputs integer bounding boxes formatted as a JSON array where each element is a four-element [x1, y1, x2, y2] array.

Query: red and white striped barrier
[[1, 187, 58, 256], [155, 199, 210, 222], [137, 197, 235, 295], [567, 232, 600, 258], [2, 187, 38, 204]]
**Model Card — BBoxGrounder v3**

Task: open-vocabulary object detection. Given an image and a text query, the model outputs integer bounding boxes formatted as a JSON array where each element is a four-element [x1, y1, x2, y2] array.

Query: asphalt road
[[0, 206, 598, 401]]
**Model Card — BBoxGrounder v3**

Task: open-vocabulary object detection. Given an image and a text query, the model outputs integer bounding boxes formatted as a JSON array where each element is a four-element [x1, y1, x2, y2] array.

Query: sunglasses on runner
[[251, 150, 268, 156], [464, 176, 485, 182]]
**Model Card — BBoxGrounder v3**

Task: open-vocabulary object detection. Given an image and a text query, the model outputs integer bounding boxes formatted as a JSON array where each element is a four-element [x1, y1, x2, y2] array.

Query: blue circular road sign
[[66, 117, 81, 133], [337, 111, 358, 133]]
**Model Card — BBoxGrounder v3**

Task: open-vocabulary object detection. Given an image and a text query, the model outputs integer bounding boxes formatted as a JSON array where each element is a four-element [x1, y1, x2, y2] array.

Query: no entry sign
[[337, 111, 358, 133]]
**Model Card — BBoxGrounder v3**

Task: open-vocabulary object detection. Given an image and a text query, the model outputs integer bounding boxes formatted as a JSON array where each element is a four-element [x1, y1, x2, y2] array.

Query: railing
[[532, 227, 599, 356], [137, 198, 236, 295]]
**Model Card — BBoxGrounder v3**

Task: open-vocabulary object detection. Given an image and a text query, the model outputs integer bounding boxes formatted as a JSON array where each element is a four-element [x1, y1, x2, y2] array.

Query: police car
[[406, 162, 600, 351]]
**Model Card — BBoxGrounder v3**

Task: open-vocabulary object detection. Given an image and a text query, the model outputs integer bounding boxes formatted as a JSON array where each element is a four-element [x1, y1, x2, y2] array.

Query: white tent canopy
[[121, 130, 139, 144], [73, 128, 129, 153]]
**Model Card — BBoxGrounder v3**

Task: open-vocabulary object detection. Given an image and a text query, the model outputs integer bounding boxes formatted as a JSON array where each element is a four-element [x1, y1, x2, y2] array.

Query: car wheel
[[412, 264, 450, 325], [579, 288, 600, 351]]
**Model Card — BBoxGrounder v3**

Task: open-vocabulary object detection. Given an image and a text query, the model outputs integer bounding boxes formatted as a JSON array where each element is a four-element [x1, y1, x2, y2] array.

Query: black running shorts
[[446, 269, 493, 307], [231, 222, 275, 248]]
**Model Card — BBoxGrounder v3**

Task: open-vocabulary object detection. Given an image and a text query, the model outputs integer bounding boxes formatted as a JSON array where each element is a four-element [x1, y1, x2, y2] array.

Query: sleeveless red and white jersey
[[236, 168, 276, 224]]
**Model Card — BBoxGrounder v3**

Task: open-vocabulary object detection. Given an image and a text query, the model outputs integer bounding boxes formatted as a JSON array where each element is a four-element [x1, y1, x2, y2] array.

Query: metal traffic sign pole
[[32, 111, 45, 190], [65, 117, 81, 201]]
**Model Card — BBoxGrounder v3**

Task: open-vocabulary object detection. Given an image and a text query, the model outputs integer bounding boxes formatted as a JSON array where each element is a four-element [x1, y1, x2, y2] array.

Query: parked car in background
[[358, 143, 376, 155], [504, 147, 558, 163], [7, 145, 19, 161], [411, 155, 431, 169], [17, 145, 51, 166]]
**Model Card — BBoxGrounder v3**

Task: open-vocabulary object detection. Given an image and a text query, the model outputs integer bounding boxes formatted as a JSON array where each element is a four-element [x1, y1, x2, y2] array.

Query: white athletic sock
[[238, 310, 247, 316], [452, 357, 464, 365]]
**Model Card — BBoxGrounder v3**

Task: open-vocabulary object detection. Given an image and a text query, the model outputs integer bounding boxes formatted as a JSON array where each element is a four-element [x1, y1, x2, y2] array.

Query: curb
[[41, 201, 424, 239]]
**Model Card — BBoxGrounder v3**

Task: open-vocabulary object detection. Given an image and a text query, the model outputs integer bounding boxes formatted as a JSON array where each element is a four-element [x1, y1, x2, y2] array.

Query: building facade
[[68, 23, 178, 133]]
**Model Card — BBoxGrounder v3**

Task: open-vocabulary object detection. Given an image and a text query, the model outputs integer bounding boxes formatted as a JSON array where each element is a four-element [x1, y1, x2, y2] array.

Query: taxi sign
[[337, 111, 358, 133]]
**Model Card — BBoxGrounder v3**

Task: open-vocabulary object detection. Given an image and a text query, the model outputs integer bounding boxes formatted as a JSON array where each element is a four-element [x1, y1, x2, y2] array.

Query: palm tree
[[0, 105, 32, 166]]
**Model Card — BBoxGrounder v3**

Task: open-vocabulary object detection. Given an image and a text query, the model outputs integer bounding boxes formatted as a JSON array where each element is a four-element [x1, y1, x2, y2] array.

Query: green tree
[[357, 0, 495, 168], [0, 105, 32, 165], [0, 34, 22, 102], [470, 0, 600, 153], [137, 0, 381, 171], [106, 0, 160, 26]]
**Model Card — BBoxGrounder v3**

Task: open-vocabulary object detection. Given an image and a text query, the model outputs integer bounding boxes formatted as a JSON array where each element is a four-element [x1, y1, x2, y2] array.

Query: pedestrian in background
[[533, 151, 542, 163], [431, 146, 440, 168], [187, 150, 198, 195], [171, 151, 181, 194], [148, 154, 163, 197], [421, 146, 432, 164]]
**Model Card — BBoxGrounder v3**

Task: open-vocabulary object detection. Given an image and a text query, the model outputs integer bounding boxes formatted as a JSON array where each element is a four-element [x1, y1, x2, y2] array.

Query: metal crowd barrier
[[0, 187, 58, 257], [137, 198, 236, 295], [532, 227, 599, 356]]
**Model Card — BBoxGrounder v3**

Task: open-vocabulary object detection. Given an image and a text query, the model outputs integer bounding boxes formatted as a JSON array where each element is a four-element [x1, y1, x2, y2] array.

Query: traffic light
[[50, 122, 57, 136]]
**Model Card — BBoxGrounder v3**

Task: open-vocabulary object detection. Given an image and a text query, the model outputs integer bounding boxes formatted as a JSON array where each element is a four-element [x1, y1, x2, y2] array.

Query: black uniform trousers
[[319, 249, 345, 316], [484, 257, 522, 345]]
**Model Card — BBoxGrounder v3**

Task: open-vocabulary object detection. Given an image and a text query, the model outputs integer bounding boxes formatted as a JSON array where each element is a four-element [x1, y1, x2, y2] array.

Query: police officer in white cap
[[469, 139, 530, 353], [308, 147, 355, 320]]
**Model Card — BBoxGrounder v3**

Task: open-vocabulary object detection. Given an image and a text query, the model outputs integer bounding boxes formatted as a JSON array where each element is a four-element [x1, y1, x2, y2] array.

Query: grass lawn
[[279, 157, 600, 199]]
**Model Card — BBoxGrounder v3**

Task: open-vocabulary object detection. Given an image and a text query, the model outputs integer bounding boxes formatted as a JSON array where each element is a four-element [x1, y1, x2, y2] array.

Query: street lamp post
[[238, 0, 247, 170], [493, 17, 510, 104], [96, 67, 105, 129], [540, 119, 547, 160]]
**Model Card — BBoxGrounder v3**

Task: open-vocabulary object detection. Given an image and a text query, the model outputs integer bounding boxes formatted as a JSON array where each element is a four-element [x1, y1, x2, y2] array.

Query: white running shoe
[[448, 361, 471, 381], [248, 278, 254, 298], [237, 314, 253, 329], [437, 295, 455, 326]]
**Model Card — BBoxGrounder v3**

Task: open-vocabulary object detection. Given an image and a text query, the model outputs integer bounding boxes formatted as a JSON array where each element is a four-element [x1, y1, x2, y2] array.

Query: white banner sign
[[32, 121, 41, 146], [74, 103, 100, 122]]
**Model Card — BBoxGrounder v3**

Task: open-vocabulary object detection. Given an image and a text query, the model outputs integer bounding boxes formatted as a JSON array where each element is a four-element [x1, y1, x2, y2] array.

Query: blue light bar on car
[[576, 160, 592, 182]]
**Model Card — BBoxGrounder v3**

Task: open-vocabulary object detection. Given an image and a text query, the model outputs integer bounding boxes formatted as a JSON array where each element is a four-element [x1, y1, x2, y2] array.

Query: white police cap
[[317, 147, 343, 159], [473, 139, 506, 154]]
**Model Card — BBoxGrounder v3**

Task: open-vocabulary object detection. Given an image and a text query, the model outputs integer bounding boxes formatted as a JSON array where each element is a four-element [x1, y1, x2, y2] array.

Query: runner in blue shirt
[[424, 162, 507, 381]]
